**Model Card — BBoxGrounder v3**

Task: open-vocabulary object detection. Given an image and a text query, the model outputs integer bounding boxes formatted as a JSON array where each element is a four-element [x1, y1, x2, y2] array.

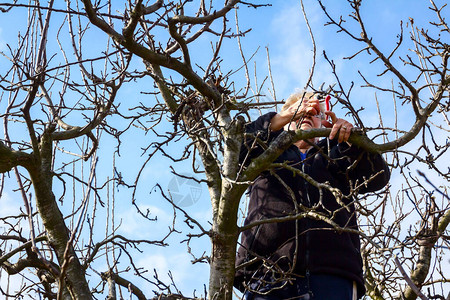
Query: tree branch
[[0, 141, 34, 173], [101, 270, 147, 300]]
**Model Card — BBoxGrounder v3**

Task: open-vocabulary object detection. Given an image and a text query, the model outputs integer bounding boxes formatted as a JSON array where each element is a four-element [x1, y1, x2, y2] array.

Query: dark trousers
[[244, 274, 357, 300]]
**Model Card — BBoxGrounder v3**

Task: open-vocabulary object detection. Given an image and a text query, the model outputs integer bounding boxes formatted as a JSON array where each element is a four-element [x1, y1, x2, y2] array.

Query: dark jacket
[[234, 112, 390, 298]]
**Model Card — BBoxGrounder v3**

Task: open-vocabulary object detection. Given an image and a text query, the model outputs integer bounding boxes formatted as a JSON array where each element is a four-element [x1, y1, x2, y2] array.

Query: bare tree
[[312, 1, 450, 299], [0, 1, 448, 300]]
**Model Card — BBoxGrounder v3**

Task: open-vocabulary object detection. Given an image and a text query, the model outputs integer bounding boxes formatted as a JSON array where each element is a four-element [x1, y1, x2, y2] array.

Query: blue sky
[[0, 0, 449, 298]]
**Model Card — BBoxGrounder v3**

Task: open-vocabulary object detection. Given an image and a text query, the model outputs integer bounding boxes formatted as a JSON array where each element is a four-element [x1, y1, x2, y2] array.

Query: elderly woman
[[234, 92, 390, 300]]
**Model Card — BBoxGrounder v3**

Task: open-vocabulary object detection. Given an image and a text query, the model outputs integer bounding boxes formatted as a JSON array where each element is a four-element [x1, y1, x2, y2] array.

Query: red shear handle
[[324, 95, 331, 111]]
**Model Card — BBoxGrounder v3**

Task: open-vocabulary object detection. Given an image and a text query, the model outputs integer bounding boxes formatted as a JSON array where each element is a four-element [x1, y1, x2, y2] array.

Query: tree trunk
[[28, 130, 92, 300], [208, 187, 246, 300], [403, 234, 437, 300], [208, 226, 239, 300], [208, 114, 246, 300]]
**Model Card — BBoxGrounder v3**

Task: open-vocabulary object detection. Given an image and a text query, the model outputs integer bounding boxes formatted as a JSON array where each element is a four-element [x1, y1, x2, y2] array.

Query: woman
[[235, 92, 390, 300]]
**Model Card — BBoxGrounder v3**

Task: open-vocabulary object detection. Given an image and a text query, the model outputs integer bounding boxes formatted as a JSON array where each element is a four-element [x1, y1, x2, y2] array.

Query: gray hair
[[281, 91, 315, 111]]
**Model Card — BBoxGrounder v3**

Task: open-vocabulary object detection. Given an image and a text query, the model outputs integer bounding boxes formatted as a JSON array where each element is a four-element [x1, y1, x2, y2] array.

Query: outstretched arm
[[269, 97, 321, 131]]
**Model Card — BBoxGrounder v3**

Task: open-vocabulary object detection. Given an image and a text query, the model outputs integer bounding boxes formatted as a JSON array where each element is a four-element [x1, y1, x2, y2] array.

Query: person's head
[[281, 91, 314, 112], [282, 91, 323, 131]]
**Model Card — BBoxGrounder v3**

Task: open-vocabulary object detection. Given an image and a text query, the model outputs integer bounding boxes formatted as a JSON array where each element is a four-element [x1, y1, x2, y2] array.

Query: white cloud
[[269, 5, 312, 95], [0, 190, 32, 240], [0, 269, 36, 298], [116, 204, 173, 239], [0, 28, 5, 51], [136, 251, 209, 297], [0, 191, 22, 218], [268, 2, 339, 98], [138, 253, 169, 276]]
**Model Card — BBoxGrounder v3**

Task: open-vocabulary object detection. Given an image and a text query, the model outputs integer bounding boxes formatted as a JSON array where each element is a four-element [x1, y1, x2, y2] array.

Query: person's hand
[[322, 111, 354, 143], [280, 98, 321, 121], [270, 97, 321, 132]]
